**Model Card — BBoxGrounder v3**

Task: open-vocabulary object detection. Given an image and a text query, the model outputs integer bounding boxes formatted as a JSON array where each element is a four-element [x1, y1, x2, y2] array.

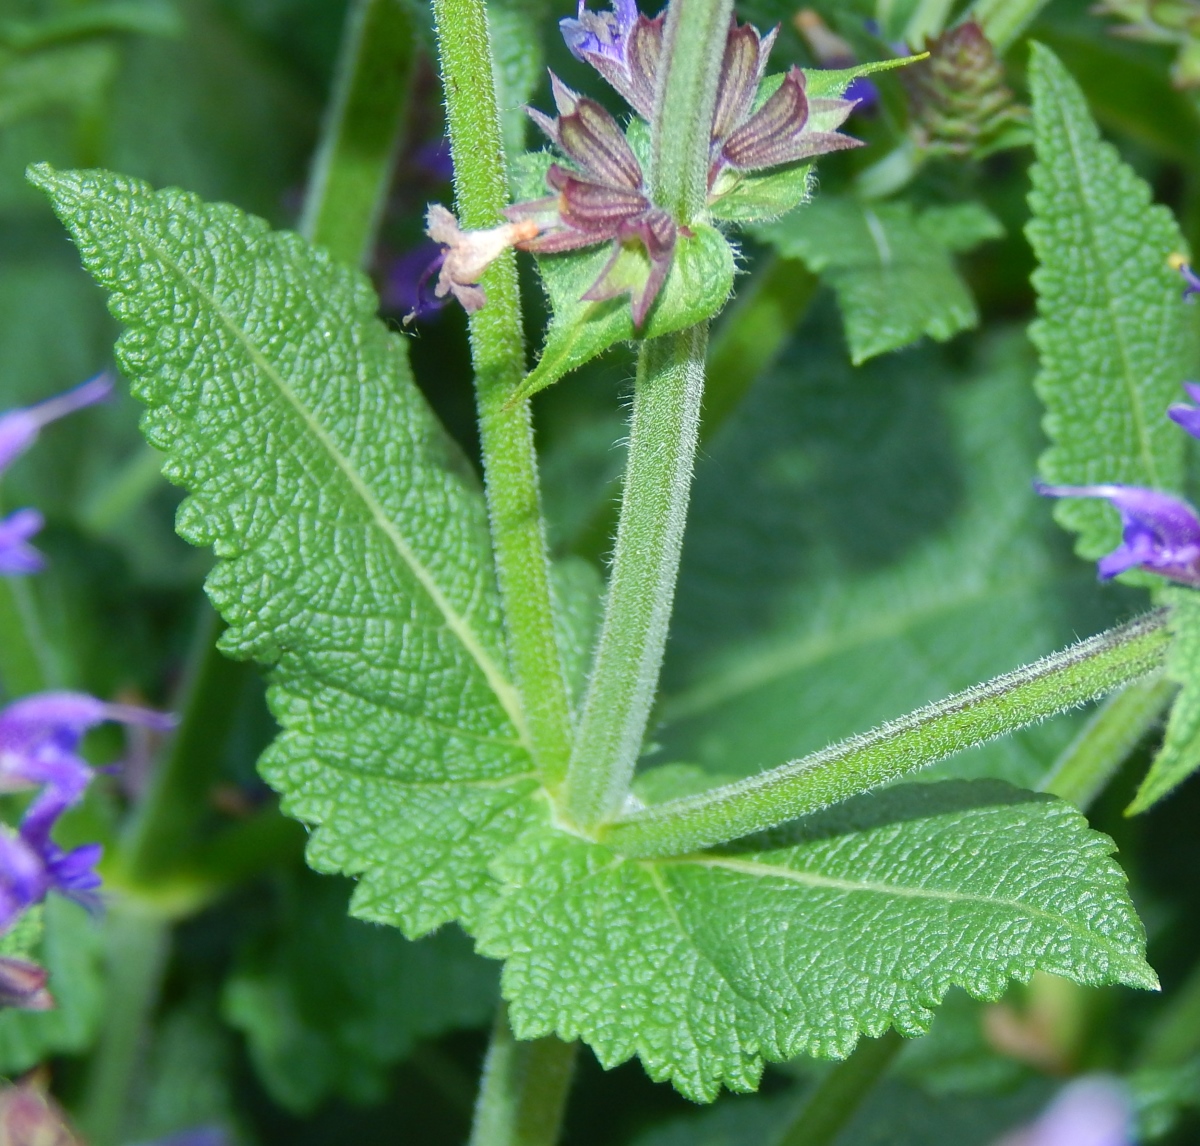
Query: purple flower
[[381, 240, 448, 323], [0, 692, 175, 934], [0, 374, 112, 477], [993, 1075, 1132, 1146], [1168, 253, 1200, 299], [708, 25, 862, 189], [133, 1128, 231, 1146], [1168, 380, 1200, 438], [0, 1083, 80, 1145], [560, 0, 662, 118], [509, 75, 677, 326], [0, 374, 112, 576], [1035, 481, 1200, 586], [0, 957, 53, 1010], [0, 509, 46, 575]]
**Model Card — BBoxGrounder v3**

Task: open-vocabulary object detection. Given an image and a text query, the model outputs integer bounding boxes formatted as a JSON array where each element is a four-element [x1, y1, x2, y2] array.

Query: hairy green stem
[[1039, 675, 1174, 811], [604, 611, 1171, 858], [298, 0, 415, 267], [433, 0, 574, 786], [970, 0, 1053, 53], [469, 1003, 577, 1146], [565, 328, 708, 829], [773, 1031, 905, 1146], [77, 902, 171, 1146], [649, 0, 735, 219]]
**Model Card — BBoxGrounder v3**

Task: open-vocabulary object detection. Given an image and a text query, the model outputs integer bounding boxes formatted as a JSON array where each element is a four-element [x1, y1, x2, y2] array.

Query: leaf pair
[[33, 164, 1156, 1102]]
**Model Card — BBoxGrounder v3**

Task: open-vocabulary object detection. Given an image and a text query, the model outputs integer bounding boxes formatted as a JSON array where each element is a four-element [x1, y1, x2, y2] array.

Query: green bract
[[510, 150, 733, 404], [1027, 44, 1191, 568]]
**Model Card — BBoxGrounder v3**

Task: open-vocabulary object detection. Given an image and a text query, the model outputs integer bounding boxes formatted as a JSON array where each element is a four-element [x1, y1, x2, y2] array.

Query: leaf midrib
[[101, 195, 529, 742], [1047, 78, 1163, 489], [668, 853, 1147, 974]]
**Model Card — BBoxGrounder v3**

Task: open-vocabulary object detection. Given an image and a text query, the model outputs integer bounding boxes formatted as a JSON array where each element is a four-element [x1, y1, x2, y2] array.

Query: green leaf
[[0, 908, 42, 963], [751, 196, 1002, 364], [658, 322, 1121, 792], [1131, 1054, 1200, 1141], [0, 899, 104, 1072], [0, 42, 117, 128], [1128, 587, 1200, 814], [480, 781, 1154, 1102], [708, 58, 925, 224], [30, 165, 543, 937], [512, 158, 735, 399], [223, 872, 497, 1113], [1026, 44, 1189, 565]]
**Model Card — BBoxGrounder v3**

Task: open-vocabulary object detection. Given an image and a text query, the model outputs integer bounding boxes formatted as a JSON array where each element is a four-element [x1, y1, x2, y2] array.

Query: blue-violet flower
[[0, 374, 112, 576], [1169, 252, 1200, 299], [0, 692, 175, 934], [1035, 481, 1200, 586], [1168, 380, 1200, 438], [993, 1075, 1132, 1146]]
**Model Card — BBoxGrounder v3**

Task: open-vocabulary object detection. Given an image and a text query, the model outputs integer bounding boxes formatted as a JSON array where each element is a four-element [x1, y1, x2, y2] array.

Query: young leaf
[[223, 873, 496, 1113], [30, 165, 544, 938], [1128, 587, 1200, 814], [1027, 44, 1189, 565], [479, 781, 1154, 1103], [751, 197, 1002, 364]]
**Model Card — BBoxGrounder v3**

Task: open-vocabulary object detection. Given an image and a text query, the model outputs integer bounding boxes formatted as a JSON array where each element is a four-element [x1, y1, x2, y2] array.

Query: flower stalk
[[433, 0, 575, 786], [563, 327, 707, 829]]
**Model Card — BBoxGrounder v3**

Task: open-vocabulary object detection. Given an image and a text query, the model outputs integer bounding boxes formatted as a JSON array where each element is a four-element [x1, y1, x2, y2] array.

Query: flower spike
[[508, 79, 678, 327], [1035, 481, 1200, 586]]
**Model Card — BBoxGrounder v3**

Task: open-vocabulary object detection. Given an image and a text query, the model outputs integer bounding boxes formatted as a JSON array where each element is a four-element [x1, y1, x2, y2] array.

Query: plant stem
[[564, 327, 707, 829], [649, 0, 735, 220], [298, 0, 415, 267], [77, 901, 171, 1146], [433, 0, 574, 787], [604, 610, 1171, 858], [562, 0, 742, 824], [1039, 675, 1174, 811], [469, 1003, 577, 1146], [970, 0, 1054, 53], [120, 607, 251, 886], [773, 1031, 905, 1146]]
